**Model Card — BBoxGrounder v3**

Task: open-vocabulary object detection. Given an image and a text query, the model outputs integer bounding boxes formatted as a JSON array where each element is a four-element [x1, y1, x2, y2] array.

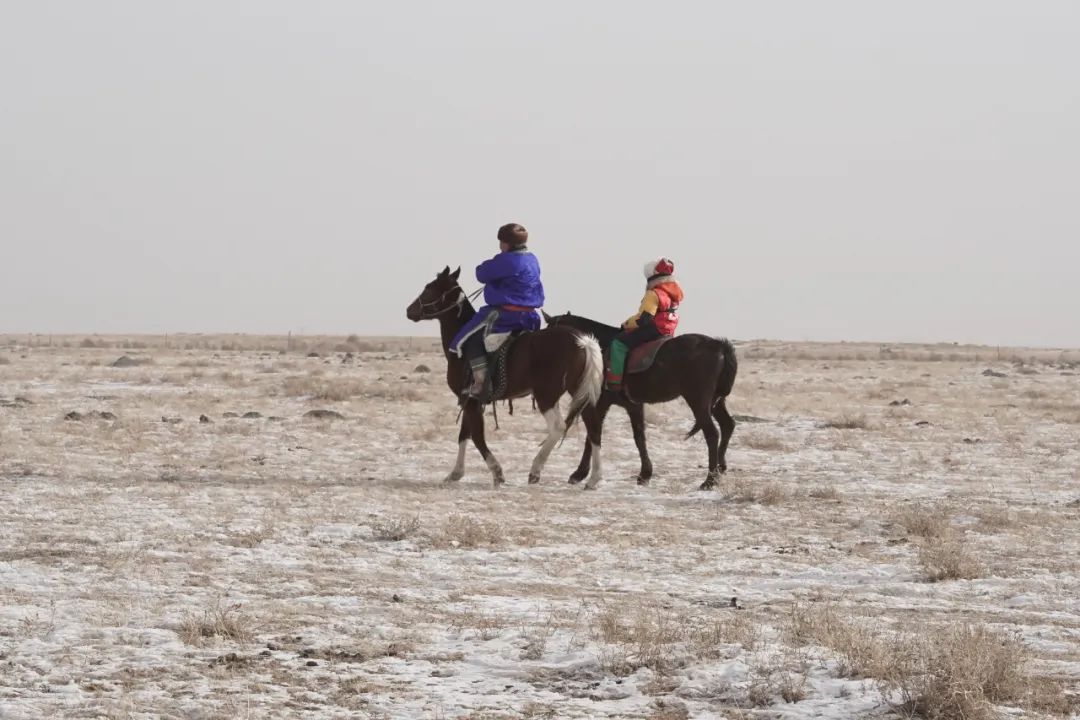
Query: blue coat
[[450, 249, 544, 355], [476, 249, 545, 308]]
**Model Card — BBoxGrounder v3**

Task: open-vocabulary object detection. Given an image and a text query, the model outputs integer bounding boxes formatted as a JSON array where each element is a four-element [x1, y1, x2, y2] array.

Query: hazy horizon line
[[3, 330, 1078, 352]]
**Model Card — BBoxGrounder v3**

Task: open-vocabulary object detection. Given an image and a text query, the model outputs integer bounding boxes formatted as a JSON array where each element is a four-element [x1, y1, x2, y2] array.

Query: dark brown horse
[[543, 311, 737, 490], [407, 267, 605, 488]]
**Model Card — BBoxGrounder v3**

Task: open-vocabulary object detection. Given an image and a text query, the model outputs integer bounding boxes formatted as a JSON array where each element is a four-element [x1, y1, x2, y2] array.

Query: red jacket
[[652, 281, 683, 335], [623, 279, 684, 336]]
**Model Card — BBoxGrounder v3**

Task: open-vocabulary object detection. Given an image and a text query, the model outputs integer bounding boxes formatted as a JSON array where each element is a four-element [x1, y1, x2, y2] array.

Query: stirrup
[[460, 381, 488, 405]]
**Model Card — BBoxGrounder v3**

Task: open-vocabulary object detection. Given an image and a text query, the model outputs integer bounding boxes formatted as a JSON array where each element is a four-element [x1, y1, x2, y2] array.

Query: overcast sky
[[2, 1, 1077, 346]]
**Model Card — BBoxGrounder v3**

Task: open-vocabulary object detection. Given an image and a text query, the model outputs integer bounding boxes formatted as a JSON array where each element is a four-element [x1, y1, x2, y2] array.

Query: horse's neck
[[570, 316, 620, 344]]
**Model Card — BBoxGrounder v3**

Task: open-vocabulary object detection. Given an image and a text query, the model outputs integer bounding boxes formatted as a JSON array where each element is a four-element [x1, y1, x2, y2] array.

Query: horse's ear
[[439, 265, 450, 277], [541, 310, 553, 324], [449, 266, 461, 281]]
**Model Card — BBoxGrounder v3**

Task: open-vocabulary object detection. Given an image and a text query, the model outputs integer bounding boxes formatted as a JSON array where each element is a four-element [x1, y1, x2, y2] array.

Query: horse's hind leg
[[569, 394, 610, 484], [690, 399, 721, 491], [712, 398, 735, 474], [443, 418, 470, 484], [569, 441, 592, 484], [465, 400, 505, 487], [626, 402, 653, 485], [528, 399, 565, 485]]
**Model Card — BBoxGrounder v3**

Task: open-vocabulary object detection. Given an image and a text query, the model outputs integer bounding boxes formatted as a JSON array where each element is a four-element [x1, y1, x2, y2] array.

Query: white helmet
[[643, 257, 675, 280]]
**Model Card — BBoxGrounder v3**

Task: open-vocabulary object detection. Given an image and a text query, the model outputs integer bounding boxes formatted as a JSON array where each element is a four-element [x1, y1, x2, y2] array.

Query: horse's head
[[406, 266, 463, 322]]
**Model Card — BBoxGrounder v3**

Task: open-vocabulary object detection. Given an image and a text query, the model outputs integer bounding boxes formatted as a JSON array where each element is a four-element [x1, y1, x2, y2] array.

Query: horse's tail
[[715, 338, 738, 399], [686, 337, 738, 440], [564, 333, 603, 431]]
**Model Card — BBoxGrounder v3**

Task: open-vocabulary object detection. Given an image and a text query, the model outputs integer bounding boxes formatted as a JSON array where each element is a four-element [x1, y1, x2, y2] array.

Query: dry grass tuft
[[719, 478, 788, 505], [646, 699, 691, 719], [285, 374, 427, 402], [786, 600, 889, 679], [519, 615, 558, 661], [918, 535, 985, 582], [893, 503, 950, 538], [746, 649, 809, 707], [591, 601, 760, 676], [973, 506, 1017, 533], [739, 432, 789, 451], [823, 414, 872, 430], [593, 601, 687, 675], [179, 597, 253, 646], [447, 607, 507, 641], [788, 601, 1036, 718], [520, 702, 560, 719], [808, 485, 842, 501], [282, 375, 363, 402], [226, 523, 276, 548], [359, 381, 427, 402], [372, 514, 422, 542], [1020, 676, 1080, 716], [881, 624, 1029, 720], [690, 611, 761, 656], [215, 370, 249, 388], [435, 514, 503, 549], [18, 601, 57, 640]]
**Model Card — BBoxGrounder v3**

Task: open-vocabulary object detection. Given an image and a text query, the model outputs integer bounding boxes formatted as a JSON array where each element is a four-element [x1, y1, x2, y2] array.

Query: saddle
[[626, 336, 674, 374]]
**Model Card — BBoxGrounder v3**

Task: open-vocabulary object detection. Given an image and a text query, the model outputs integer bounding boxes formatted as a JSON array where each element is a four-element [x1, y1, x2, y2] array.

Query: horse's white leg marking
[[486, 453, 505, 486], [585, 442, 603, 490], [443, 441, 466, 484], [528, 406, 565, 484]]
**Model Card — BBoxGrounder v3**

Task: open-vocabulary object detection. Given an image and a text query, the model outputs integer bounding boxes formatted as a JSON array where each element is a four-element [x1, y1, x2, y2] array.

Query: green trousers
[[607, 339, 629, 383]]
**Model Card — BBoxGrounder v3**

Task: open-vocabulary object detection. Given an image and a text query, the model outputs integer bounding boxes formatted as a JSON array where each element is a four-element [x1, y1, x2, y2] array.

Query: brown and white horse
[[407, 267, 605, 488]]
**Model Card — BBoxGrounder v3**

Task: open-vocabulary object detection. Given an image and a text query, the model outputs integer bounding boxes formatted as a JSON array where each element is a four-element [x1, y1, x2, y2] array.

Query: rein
[[414, 287, 465, 319], [413, 286, 484, 320]]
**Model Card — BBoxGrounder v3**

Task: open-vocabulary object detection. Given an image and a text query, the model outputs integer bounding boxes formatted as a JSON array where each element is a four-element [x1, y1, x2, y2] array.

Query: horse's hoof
[[528, 473, 541, 485], [442, 472, 463, 485], [583, 485, 596, 491], [568, 474, 586, 485], [699, 480, 717, 491], [636, 476, 650, 486]]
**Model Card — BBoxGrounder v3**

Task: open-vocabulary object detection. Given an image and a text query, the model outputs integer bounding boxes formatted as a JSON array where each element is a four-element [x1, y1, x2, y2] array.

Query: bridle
[[413, 285, 482, 320]]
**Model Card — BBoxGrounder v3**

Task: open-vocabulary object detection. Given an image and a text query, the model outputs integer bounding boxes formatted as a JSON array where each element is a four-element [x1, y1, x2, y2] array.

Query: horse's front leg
[[443, 416, 470, 484], [465, 400, 504, 487], [626, 402, 653, 485]]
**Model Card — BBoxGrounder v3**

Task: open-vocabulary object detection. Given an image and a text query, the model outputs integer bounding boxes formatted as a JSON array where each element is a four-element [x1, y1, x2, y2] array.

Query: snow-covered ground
[[1, 338, 1078, 719]]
